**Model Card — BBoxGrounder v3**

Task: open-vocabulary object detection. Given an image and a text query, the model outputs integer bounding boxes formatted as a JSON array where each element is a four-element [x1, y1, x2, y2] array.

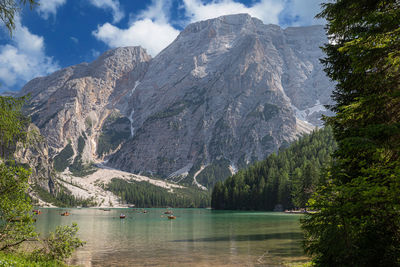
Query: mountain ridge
[[20, 14, 333, 189]]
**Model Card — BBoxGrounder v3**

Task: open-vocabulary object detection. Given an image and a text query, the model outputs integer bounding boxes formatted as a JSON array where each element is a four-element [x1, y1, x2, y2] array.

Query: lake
[[35, 208, 307, 266]]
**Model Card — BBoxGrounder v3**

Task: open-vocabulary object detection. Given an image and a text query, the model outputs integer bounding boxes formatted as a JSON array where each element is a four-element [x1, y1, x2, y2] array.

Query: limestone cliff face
[[21, 14, 333, 188], [108, 14, 332, 179], [14, 124, 56, 193], [20, 47, 151, 167]]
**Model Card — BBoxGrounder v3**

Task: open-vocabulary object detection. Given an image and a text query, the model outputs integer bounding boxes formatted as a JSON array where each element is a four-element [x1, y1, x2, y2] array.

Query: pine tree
[[301, 1, 400, 266]]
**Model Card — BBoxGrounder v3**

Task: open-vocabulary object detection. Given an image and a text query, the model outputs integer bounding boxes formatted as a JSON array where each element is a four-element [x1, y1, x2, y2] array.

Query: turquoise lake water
[[35, 208, 307, 266]]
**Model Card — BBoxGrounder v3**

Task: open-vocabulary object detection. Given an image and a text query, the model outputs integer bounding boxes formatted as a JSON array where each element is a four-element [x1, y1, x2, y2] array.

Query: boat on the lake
[[120, 214, 126, 219], [61, 212, 70, 216], [164, 210, 173, 214], [167, 215, 176, 220]]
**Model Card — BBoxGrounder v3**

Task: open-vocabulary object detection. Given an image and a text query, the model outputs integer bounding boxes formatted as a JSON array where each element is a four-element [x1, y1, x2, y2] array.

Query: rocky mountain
[[21, 47, 151, 171], [20, 14, 333, 189]]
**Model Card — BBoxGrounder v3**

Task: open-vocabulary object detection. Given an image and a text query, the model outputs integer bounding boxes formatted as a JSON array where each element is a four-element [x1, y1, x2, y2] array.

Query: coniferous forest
[[107, 178, 211, 208], [211, 127, 336, 210]]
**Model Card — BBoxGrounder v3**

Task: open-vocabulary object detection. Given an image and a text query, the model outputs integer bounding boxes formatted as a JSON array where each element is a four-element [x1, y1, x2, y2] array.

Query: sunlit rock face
[[21, 46, 151, 163], [21, 14, 333, 188]]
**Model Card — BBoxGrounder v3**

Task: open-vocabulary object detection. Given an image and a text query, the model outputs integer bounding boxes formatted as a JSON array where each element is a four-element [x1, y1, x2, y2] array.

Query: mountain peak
[[180, 13, 263, 36], [22, 18, 333, 188], [96, 46, 150, 61]]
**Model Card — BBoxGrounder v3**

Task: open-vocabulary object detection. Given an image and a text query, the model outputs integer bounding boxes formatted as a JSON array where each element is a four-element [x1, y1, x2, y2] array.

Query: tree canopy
[[211, 127, 336, 211], [301, 1, 400, 266], [0, 0, 37, 35], [0, 96, 29, 158]]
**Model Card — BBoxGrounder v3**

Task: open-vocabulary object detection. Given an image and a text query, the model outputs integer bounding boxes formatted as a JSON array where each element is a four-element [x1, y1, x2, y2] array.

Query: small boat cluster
[[163, 209, 176, 219], [32, 207, 180, 220]]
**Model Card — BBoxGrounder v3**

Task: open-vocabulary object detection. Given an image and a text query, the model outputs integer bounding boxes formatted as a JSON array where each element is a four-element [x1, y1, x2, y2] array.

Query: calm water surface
[[35, 208, 307, 266]]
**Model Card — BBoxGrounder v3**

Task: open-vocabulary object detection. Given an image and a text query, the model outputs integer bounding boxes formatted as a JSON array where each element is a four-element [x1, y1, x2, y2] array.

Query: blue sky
[[0, 0, 326, 92]]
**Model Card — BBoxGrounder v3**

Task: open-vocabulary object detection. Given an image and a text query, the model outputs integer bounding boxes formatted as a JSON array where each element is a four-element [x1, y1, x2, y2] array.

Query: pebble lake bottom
[[34, 208, 308, 266]]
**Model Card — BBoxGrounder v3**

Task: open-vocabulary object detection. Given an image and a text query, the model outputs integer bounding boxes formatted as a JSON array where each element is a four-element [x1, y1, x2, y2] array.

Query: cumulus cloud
[[182, 0, 284, 25], [0, 18, 58, 90], [93, 0, 326, 57], [89, 0, 124, 23], [37, 0, 66, 19], [93, 0, 179, 56]]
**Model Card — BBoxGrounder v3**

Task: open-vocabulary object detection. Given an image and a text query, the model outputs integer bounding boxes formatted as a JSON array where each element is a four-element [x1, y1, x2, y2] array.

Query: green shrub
[[33, 223, 85, 261], [0, 252, 67, 267]]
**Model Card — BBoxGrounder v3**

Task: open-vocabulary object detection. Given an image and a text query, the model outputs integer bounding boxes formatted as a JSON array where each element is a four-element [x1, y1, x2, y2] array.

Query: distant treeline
[[32, 184, 96, 207], [211, 127, 336, 210], [107, 178, 210, 208]]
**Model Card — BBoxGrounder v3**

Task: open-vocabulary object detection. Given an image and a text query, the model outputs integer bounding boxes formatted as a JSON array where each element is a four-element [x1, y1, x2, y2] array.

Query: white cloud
[[93, 19, 179, 56], [182, 0, 284, 25], [93, 0, 179, 56], [135, 0, 171, 24], [89, 0, 124, 23], [0, 18, 58, 90], [93, 0, 326, 57], [37, 0, 66, 19]]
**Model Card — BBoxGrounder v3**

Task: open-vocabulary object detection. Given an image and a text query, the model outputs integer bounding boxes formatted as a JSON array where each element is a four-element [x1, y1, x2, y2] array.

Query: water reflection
[[35, 209, 308, 266]]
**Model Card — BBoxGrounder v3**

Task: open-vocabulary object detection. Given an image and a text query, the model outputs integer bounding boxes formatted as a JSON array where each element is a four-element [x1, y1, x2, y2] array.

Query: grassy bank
[[0, 252, 70, 267]]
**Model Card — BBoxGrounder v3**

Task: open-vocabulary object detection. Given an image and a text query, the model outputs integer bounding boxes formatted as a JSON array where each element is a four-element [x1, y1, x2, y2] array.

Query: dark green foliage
[[69, 134, 96, 177], [53, 143, 73, 172], [33, 184, 96, 207], [77, 135, 85, 154], [69, 157, 96, 177], [196, 159, 232, 189], [301, 1, 400, 266], [106, 178, 210, 208], [0, 0, 37, 36], [97, 114, 130, 157], [211, 127, 336, 210], [0, 96, 30, 158]]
